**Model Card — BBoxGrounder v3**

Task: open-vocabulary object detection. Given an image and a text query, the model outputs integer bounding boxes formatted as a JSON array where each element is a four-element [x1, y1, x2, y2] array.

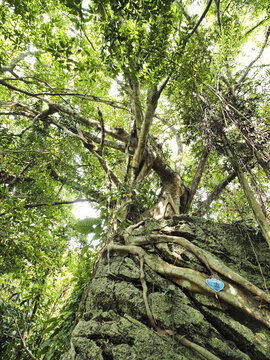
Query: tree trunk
[[60, 216, 270, 360]]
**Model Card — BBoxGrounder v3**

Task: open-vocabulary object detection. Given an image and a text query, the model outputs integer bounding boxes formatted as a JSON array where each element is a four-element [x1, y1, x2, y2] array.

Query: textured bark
[[61, 216, 270, 360]]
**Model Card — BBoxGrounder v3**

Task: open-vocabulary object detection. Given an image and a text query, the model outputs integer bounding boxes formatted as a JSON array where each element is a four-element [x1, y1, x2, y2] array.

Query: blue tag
[[206, 278, 224, 292]]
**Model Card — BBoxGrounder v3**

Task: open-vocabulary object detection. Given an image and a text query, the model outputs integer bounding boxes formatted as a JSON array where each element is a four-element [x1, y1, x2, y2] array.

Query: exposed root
[[124, 226, 270, 304], [139, 256, 157, 329], [107, 243, 270, 329], [150, 234, 270, 304], [137, 252, 221, 360]]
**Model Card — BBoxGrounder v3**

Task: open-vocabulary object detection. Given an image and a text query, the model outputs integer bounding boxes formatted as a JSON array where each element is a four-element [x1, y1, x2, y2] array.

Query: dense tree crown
[[0, 0, 269, 358]]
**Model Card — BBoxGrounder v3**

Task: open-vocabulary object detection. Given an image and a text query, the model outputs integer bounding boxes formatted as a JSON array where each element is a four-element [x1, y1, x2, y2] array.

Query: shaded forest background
[[0, 0, 270, 359]]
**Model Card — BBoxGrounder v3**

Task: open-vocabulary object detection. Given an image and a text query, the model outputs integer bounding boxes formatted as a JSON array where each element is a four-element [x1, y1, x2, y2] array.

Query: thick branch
[[51, 103, 132, 145], [150, 151, 187, 218], [130, 78, 171, 178]]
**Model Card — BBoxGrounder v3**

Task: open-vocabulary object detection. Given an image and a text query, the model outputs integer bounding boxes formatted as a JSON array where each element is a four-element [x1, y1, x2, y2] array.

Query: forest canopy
[[0, 0, 270, 359]]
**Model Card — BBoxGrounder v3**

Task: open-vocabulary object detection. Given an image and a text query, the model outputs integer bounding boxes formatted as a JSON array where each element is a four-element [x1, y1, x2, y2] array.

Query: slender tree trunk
[[219, 130, 270, 247]]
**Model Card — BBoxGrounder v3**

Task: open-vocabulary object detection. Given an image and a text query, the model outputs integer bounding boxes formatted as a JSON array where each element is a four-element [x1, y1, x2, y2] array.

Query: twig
[[242, 17, 270, 39], [222, 0, 233, 16]]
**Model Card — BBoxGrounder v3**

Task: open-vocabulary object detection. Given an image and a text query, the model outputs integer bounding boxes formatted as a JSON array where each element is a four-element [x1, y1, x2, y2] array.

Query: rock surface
[[61, 216, 270, 360]]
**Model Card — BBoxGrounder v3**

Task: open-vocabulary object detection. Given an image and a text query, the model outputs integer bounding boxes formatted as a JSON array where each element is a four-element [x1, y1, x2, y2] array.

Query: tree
[[0, 0, 270, 359]]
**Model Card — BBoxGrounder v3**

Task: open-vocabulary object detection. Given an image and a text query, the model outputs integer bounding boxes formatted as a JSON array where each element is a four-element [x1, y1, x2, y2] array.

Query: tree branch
[[92, 150, 121, 188], [0, 76, 129, 111], [237, 26, 270, 85], [218, 128, 270, 248], [8, 161, 33, 190], [176, 1, 191, 22], [51, 103, 132, 145], [50, 115, 126, 154], [0, 79, 45, 101], [49, 117, 121, 187], [242, 17, 270, 40], [24, 199, 92, 208], [158, 73, 172, 95], [131, 76, 144, 135], [0, 199, 95, 217], [13, 317, 38, 360], [215, 0, 221, 34], [48, 165, 101, 198], [0, 51, 43, 74], [195, 170, 237, 216], [97, 107, 105, 155], [185, 0, 214, 42]]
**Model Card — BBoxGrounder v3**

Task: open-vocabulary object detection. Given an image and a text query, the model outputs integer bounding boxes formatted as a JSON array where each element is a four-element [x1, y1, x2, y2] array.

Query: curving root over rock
[[61, 215, 270, 360]]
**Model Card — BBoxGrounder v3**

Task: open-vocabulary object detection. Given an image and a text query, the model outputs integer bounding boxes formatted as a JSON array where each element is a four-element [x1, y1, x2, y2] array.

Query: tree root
[[151, 233, 270, 304], [138, 252, 221, 360], [107, 243, 270, 329], [123, 226, 270, 303]]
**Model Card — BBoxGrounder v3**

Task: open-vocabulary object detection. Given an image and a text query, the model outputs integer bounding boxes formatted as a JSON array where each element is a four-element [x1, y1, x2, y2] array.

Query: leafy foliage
[[0, 0, 270, 358]]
